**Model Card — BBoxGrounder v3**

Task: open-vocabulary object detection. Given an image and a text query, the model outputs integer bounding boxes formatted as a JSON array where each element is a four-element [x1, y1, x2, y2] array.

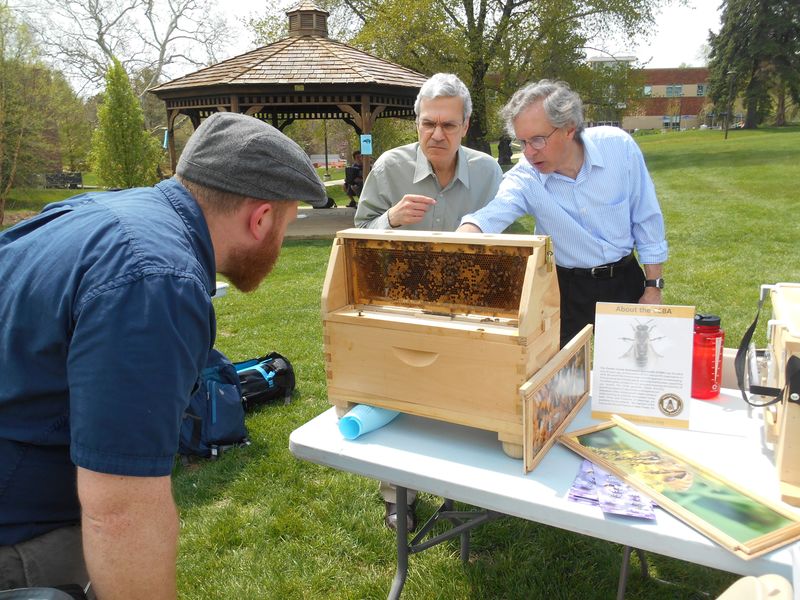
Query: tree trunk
[[774, 84, 786, 126], [465, 58, 491, 154], [744, 80, 760, 129]]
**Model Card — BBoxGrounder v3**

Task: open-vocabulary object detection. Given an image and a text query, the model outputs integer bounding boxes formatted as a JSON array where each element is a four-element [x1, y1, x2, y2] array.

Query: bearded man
[[0, 112, 326, 599]]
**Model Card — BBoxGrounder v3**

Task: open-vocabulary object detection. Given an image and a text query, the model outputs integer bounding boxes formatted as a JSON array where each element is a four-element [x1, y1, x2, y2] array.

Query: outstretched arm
[[78, 468, 179, 600]]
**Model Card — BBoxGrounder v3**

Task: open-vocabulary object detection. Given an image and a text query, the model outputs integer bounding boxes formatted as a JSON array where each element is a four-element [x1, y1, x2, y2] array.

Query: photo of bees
[[524, 340, 590, 472], [573, 425, 796, 547], [520, 325, 592, 473]]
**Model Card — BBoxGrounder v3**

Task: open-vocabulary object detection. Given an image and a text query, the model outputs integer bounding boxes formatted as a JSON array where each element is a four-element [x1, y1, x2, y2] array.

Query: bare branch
[[24, 0, 232, 94]]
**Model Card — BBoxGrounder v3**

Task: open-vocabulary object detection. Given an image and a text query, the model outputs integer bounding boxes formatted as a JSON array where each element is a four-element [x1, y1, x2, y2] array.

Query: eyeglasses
[[418, 119, 464, 134], [518, 127, 559, 150]]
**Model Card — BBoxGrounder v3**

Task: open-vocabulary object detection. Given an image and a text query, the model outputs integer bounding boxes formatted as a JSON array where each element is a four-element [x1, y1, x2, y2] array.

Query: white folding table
[[289, 389, 799, 598]]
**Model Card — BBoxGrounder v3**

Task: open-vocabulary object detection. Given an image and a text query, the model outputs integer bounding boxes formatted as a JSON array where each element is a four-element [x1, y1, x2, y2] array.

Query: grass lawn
[[177, 126, 800, 599], [3, 126, 800, 598]]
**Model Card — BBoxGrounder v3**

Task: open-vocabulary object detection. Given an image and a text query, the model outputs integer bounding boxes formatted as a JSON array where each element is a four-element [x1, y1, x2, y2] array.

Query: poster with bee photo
[[522, 325, 592, 473], [559, 416, 800, 559], [591, 303, 695, 428]]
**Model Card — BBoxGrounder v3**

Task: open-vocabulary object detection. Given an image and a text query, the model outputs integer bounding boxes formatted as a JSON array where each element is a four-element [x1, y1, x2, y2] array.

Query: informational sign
[[360, 134, 373, 156], [591, 303, 695, 428]]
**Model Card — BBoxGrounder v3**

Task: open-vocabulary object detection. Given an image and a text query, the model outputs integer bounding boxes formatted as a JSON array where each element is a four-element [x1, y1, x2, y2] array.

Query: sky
[[613, 0, 723, 68], [222, 0, 723, 69]]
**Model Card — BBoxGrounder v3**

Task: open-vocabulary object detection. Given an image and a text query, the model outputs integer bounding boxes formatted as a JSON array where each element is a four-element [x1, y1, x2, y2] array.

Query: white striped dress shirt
[[460, 126, 668, 268]]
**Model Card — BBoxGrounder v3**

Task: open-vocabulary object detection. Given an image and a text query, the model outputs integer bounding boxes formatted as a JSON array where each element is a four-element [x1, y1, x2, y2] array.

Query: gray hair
[[414, 73, 472, 122], [500, 79, 584, 138]]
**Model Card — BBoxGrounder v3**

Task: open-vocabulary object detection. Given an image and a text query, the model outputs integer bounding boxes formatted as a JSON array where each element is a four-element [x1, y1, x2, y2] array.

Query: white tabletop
[[289, 388, 800, 581]]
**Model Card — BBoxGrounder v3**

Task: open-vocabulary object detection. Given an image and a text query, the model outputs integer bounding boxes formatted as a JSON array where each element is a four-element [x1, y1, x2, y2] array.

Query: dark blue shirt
[[0, 179, 216, 545]]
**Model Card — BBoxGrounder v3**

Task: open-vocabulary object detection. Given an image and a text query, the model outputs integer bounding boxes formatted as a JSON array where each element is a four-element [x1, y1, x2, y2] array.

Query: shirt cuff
[[636, 240, 669, 265], [458, 215, 485, 232], [357, 209, 393, 230]]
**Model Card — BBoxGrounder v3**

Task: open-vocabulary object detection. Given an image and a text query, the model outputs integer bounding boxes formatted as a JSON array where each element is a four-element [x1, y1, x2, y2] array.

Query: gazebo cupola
[[287, 1, 329, 38]]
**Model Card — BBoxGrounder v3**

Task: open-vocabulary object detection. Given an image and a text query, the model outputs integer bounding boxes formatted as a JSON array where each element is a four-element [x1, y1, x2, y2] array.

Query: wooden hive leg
[[334, 402, 357, 418], [498, 432, 524, 459]]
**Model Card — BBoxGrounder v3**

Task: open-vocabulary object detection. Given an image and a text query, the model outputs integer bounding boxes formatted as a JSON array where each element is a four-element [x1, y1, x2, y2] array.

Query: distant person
[[0, 112, 327, 597], [354, 72, 503, 532], [497, 134, 513, 166], [344, 150, 364, 208], [458, 79, 668, 347]]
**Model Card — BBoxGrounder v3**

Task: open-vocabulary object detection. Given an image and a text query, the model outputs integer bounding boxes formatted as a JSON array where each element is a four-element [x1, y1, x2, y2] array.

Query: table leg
[[387, 493, 500, 599], [617, 545, 634, 600], [635, 548, 649, 578], [618, 547, 661, 599], [442, 499, 470, 563], [388, 486, 409, 600]]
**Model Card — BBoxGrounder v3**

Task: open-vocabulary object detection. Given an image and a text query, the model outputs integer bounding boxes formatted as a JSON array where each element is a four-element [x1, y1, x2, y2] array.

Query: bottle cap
[[695, 314, 721, 327]]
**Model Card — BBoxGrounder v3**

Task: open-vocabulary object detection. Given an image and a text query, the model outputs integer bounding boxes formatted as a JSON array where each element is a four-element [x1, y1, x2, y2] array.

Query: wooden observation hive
[[321, 229, 565, 456]]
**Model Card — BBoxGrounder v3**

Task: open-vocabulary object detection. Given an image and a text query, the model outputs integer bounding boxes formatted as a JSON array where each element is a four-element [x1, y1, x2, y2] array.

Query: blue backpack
[[179, 349, 249, 459], [234, 352, 295, 410]]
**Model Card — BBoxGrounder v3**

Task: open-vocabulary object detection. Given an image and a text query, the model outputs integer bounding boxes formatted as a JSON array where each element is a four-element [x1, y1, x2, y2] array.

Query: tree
[[25, 0, 232, 96], [708, 0, 800, 129], [50, 72, 93, 172], [91, 58, 162, 188], [0, 4, 52, 225], [341, 0, 668, 152]]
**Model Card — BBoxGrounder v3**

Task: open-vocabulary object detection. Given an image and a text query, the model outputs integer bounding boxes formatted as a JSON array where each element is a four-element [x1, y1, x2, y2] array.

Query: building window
[[643, 85, 652, 97], [662, 115, 681, 130], [697, 84, 705, 96], [666, 85, 683, 97]]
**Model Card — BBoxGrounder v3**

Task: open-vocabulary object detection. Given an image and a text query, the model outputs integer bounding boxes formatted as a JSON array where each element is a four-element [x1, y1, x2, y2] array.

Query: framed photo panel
[[522, 325, 592, 473], [559, 416, 800, 559]]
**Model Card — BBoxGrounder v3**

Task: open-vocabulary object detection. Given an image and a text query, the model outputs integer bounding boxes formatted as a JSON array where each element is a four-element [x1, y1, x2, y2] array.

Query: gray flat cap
[[176, 112, 327, 207]]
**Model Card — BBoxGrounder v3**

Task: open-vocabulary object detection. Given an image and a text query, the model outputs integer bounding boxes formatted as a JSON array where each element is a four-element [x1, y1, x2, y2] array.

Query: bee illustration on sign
[[619, 319, 665, 368]]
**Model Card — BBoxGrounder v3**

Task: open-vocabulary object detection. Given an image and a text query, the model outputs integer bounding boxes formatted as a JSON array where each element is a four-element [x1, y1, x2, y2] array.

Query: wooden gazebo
[[149, 0, 428, 175]]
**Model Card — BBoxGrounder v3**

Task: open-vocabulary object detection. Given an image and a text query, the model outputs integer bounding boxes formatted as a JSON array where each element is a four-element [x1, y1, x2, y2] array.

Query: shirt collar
[[412, 143, 470, 188], [157, 178, 216, 295], [580, 132, 604, 170], [533, 132, 605, 185]]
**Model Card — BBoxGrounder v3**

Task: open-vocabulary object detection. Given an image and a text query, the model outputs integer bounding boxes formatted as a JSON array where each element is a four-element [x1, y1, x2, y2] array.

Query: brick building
[[623, 67, 710, 131]]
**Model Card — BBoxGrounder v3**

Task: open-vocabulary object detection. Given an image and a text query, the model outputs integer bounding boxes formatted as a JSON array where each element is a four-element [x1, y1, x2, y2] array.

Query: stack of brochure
[[569, 459, 656, 520]]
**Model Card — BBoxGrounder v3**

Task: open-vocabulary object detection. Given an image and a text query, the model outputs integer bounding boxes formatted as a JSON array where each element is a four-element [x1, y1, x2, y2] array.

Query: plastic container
[[692, 314, 725, 399], [338, 404, 400, 440]]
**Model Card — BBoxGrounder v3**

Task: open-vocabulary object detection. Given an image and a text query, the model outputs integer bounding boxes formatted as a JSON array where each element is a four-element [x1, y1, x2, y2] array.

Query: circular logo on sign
[[658, 393, 684, 417]]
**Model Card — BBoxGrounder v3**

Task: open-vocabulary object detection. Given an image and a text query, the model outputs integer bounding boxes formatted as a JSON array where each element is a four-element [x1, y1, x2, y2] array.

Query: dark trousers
[[556, 255, 645, 348], [0, 525, 88, 592]]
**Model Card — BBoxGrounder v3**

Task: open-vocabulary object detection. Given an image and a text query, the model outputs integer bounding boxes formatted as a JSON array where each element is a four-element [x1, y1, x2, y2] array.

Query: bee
[[619, 319, 665, 368]]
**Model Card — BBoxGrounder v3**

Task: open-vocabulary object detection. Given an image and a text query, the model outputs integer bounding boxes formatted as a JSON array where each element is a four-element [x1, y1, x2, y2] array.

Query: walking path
[[285, 205, 356, 240]]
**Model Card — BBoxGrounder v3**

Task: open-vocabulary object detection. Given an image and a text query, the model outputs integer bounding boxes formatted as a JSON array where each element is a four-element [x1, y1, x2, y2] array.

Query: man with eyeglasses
[[354, 73, 502, 533], [458, 79, 668, 348], [354, 72, 502, 230]]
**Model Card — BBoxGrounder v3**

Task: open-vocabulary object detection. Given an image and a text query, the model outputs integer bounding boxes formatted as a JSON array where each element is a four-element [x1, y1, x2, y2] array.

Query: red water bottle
[[692, 314, 725, 399]]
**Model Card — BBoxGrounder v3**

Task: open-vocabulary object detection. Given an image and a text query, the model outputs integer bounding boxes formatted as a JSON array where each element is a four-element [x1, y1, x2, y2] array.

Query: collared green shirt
[[354, 142, 503, 231]]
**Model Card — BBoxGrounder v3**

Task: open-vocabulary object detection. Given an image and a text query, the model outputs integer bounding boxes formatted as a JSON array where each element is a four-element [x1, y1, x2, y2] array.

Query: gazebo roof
[[151, 35, 427, 92], [150, 1, 427, 173], [151, 0, 426, 94]]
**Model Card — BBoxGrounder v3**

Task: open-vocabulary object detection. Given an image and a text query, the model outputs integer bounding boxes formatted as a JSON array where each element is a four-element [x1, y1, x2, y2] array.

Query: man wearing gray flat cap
[[0, 112, 325, 598]]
